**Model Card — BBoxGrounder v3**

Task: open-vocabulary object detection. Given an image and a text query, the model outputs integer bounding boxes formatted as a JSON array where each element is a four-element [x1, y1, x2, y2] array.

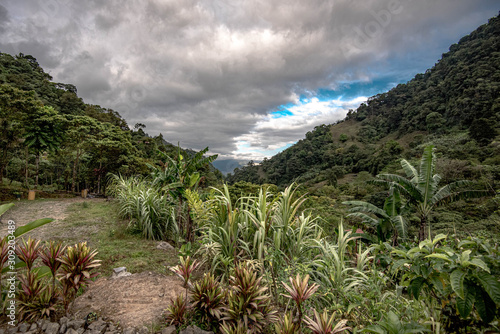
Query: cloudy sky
[[0, 1, 498, 161]]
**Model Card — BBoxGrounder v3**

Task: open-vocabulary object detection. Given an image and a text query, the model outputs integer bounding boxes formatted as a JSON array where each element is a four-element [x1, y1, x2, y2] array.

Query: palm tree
[[343, 187, 408, 245], [372, 145, 490, 240]]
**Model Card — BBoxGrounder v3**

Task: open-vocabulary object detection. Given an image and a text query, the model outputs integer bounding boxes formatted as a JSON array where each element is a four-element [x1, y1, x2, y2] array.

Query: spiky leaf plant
[[282, 274, 319, 326], [165, 294, 188, 327], [221, 262, 278, 333], [15, 237, 41, 271], [275, 312, 301, 334], [190, 273, 225, 330], [58, 242, 101, 310], [18, 271, 57, 321], [304, 309, 351, 334], [170, 256, 200, 298], [39, 240, 66, 295]]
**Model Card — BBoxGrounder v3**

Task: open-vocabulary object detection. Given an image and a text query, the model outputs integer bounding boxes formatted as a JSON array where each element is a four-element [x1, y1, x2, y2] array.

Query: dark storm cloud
[[0, 0, 498, 160]]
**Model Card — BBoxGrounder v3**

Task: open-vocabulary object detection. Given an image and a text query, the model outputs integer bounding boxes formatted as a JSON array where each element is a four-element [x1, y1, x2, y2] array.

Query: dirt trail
[[0, 198, 95, 240], [0, 198, 183, 328]]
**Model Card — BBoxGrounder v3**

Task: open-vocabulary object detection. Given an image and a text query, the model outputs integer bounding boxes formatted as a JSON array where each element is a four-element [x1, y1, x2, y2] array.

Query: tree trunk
[[419, 216, 427, 241], [34, 153, 40, 189], [25, 147, 29, 188], [71, 149, 81, 193]]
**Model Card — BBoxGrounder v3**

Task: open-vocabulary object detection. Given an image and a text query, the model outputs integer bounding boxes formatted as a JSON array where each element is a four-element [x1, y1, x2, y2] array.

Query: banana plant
[[343, 186, 408, 245], [371, 145, 491, 240]]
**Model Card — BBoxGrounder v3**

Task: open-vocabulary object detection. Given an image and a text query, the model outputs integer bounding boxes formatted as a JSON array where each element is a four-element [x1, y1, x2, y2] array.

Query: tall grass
[[108, 174, 178, 241]]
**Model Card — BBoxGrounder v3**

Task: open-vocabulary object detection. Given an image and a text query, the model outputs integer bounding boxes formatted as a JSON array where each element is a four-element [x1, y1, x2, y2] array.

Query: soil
[[0, 198, 184, 328], [70, 272, 184, 328], [0, 197, 95, 241]]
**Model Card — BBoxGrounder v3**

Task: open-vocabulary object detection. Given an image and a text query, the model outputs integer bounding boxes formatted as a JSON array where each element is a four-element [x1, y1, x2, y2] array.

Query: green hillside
[[228, 14, 500, 187], [0, 53, 221, 199]]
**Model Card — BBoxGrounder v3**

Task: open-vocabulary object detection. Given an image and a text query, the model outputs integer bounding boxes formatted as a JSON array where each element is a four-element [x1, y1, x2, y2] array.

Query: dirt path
[[0, 198, 184, 328], [0, 198, 102, 240]]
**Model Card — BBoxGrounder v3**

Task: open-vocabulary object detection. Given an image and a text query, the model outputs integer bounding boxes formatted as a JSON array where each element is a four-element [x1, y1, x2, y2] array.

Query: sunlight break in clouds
[[231, 96, 368, 160]]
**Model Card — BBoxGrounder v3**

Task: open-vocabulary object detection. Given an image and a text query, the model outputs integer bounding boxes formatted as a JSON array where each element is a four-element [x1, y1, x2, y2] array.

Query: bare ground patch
[[0, 198, 103, 241], [70, 272, 184, 328]]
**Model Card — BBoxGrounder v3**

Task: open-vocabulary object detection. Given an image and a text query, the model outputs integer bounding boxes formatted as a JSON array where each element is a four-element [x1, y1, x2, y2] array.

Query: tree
[[372, 145, 490, 240], [150, 146, 218, 241], [23, 106, 64, 189], [0, 85, 41, 183]]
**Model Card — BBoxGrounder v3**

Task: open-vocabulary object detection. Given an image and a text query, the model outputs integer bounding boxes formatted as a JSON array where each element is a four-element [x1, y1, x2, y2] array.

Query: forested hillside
[[0, 53, 221, 198], [228, 14, 500, 187]]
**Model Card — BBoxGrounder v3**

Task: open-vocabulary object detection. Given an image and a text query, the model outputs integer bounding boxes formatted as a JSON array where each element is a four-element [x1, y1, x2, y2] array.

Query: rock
[[156, 241, 174, 251], [179, 326, 214, 334], [59, 324, 67, 334], [7, 327, 17, 334], [111, 267, 132, 279], [76, 329, 85, 334], [161, 326, 176, 334], [66, 329, 79, 334], [41, 321, 48, 332], [88, 320, 107, 334], [122, 329, 135, 334], [18, 323, 29, 333], [44, 322, 60, 334], [29, 324, 37, 332], [59, 317, 69, 326], [0, 328, 5, 334], [138, 326, 148, 334], [67, 320, 85, 330]]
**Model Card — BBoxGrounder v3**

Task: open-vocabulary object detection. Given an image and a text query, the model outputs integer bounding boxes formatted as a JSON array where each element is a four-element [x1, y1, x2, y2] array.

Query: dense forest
[[228, 14, 500, 187], [0, 54, 222, 198]]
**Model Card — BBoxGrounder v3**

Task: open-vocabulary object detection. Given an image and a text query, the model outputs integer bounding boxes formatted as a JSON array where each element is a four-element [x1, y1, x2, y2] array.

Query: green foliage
[[389, 234, 500, 331], [373, 145, 490, 240], [362, 311, 429, 334]]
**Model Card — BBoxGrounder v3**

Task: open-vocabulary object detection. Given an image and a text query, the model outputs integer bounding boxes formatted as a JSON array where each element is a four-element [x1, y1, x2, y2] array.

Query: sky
[[0, 1, 498, 162]]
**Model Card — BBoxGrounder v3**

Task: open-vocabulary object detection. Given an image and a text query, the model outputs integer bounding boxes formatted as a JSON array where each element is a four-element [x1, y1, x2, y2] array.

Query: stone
[[7, 327, 17, 334], [122, 329, 135, 334], [111, 267, 131, 279], [0, 328, 5, 334], [88, 320, 107, 334], [179, 326, 214, 334], [18, 323, 29, 333], [59, 324, 67, 334], [29, 324, 37, 332], [161, 326, 176, 334], [67, 320, 85, 330], [45, 322, 61, 334], [137, 326, 148, 334], [156, 241, 174, 251], [59, 317, 69, 326], [42, 321, 49, 332], [76, 329, 85, 334], [66, 329, 79, 334]]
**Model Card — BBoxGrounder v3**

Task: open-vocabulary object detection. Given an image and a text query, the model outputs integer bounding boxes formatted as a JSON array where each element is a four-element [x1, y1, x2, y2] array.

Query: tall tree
[[23, 106, 65, 188]]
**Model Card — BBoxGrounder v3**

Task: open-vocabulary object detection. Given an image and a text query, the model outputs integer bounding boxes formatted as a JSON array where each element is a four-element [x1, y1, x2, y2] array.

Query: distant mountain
[[228, 13, 500, 186], [212, 159, 246, 175]]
